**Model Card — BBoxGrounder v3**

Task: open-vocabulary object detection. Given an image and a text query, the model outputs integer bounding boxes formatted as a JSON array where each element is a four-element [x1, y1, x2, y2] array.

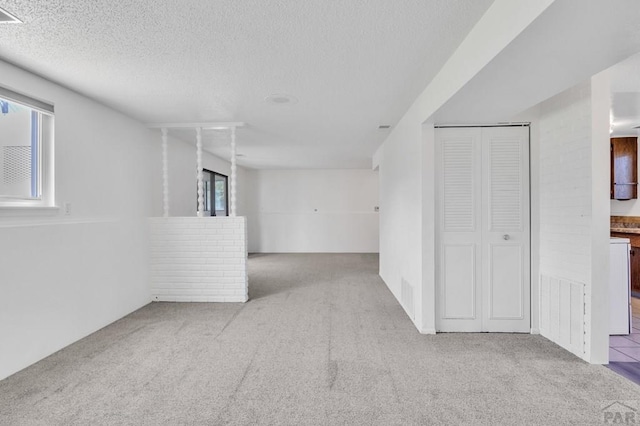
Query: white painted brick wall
[[538, 80, 592, 358], [149, 217, 248, 302]]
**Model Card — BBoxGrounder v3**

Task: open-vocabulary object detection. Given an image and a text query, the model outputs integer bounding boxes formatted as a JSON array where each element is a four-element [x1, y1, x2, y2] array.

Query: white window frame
[[0, 85, 55, 215]]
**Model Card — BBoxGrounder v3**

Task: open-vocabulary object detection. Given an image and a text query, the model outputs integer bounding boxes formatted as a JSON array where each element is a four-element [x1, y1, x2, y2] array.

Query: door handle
[[503, 234, 510, 241]]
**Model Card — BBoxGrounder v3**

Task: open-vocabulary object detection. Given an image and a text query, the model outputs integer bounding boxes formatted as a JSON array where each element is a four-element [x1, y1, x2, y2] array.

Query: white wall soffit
[[432, 0, 640, 125]]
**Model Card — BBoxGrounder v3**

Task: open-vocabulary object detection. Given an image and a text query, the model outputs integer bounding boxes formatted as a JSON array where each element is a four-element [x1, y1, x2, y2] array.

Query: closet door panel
[[435, 128, 482, 332], [482, 126, 530, 332], [442, 244, 477, 319], [488, 244, 524, 319]]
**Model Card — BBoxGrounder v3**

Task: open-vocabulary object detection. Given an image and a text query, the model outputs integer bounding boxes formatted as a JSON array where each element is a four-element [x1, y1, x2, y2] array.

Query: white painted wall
[[536, 75, 610, 363], [591, 71, 613, 364], [0, 60, 157, 380], [377, 123, 424, 327], [245, 169, 379, 253]]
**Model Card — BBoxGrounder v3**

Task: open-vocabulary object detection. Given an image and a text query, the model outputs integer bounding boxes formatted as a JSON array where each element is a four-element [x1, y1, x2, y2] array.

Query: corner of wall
[[588, 69, 612, 364], [421, 122, 436, 333]]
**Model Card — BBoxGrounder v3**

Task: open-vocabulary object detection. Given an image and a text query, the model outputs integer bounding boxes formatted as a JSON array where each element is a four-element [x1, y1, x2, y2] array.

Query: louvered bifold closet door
[[481, 127, 530, 332], [436, 126, 530, 333], [435, 128, 483, 332]]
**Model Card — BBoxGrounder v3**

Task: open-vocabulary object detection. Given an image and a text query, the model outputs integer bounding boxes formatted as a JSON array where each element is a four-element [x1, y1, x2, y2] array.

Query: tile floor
[[608, 297, 640, 384], [609, 298, 640, 362]]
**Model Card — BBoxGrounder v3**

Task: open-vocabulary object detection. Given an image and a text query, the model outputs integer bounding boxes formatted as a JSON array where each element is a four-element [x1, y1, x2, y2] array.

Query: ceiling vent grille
[[0, 7, 22, 24]]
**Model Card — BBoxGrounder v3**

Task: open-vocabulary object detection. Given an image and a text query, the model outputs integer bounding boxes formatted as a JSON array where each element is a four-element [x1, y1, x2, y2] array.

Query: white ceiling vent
[[0, 7, 22, 23]]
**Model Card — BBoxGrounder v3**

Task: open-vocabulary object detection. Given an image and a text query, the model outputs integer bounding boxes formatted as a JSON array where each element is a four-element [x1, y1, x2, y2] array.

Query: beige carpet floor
[[1, 253, 640, 425]]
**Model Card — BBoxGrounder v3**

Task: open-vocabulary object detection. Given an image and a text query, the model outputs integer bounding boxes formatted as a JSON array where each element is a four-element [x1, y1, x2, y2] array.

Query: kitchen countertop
[[611, 227, 640, 234]]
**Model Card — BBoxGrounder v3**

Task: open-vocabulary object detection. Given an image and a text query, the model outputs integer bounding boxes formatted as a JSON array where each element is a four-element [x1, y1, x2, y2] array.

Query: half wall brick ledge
[[149, 216, 248, 302]]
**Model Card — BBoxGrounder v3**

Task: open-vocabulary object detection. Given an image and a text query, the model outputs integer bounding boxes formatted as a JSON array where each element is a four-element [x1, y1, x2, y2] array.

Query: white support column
[[196, 127, 204, 217], [230, 127, 237, 217], [161, 128, 169, 218]]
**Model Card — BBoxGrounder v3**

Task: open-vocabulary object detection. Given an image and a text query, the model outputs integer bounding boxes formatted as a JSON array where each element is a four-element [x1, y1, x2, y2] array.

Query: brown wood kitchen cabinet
[[611, 137, 638, 200]]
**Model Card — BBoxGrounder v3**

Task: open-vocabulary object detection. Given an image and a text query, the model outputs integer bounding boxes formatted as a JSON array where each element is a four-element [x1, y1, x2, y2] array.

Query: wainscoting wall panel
[[540, 274, 585, 358]]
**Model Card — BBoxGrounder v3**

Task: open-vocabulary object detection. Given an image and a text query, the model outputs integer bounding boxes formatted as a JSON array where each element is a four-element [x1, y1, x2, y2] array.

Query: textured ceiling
[[0, 0, 493, 168]]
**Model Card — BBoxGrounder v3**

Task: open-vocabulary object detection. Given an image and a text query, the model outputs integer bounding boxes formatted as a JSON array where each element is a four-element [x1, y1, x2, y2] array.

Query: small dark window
[[202, 169, 228, 216]]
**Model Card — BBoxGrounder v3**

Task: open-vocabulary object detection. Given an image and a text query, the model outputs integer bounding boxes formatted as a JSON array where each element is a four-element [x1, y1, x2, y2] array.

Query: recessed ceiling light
[[0, 7, 22, 24], [265, 94, 298, 106]]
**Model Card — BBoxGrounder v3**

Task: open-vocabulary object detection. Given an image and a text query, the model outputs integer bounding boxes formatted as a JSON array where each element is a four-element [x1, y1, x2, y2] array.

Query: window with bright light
[[0, 86, 54, 208], [202, 169, 228, 216]]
